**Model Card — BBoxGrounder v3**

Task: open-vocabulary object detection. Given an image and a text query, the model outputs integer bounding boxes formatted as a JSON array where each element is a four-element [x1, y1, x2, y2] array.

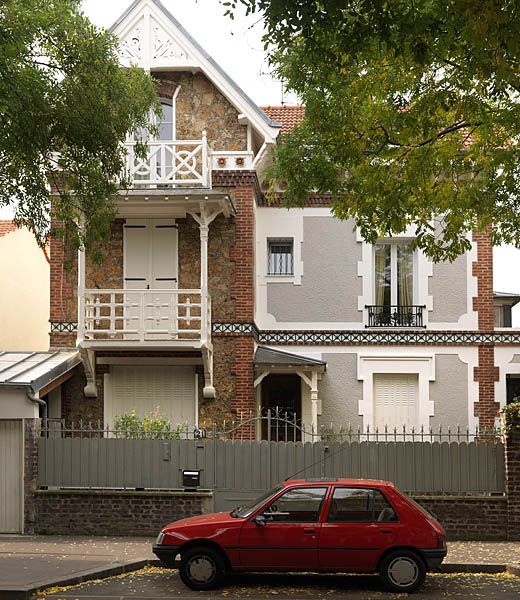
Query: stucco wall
[[429, 255, 468, 323], [319, 353, 363, 428], [267, 217, 362, 323], [429, 354, 469, 429], [0, 228, 49, 351], [0, 388, 39, 419]]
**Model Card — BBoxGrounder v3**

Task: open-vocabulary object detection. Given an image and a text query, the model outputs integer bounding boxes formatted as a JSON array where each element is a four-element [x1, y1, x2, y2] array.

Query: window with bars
[[267, 239, 294, 276]]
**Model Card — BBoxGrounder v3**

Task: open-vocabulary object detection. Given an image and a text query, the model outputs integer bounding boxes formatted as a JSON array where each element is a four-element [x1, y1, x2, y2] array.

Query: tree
[[0, 0, 159, 255], [226, 0, 520, 260]]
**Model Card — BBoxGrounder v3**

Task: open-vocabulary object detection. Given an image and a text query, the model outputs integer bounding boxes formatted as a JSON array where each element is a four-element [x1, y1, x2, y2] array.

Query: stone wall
[[155, 72, 247, 150], [85, 219, 124, 289], [33, 490, 214, 536], [23, 419, 40, 535], [61, 363, 105, 423]]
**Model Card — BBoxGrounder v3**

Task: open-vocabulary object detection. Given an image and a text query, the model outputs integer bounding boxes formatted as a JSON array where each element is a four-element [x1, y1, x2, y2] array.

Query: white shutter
[[124, 220, 150, 289], [373, 373, 418, 430], [106, 366, 196, 428], [151, 220, 178, 290]]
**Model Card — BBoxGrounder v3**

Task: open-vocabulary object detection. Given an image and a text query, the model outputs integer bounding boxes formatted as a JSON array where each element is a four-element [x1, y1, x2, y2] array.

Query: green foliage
[[0, 0, 159, 256], [225, 0, 520, 260], [501, 400, 520, 433], [112, 409, 186, 439]]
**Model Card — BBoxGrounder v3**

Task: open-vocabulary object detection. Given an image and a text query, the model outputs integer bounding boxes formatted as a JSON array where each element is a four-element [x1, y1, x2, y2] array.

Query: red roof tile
[[0, 220, 16, 238], [261, 105, 305, 135]]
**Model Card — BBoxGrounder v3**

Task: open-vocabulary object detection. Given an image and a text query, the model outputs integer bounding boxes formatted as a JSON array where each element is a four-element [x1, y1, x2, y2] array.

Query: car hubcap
[[387, 557, 418, 587], [187, 555, 216, 584]]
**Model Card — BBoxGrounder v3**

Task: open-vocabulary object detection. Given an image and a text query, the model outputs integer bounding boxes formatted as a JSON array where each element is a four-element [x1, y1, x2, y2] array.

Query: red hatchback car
[[153, 479, 446, 593]]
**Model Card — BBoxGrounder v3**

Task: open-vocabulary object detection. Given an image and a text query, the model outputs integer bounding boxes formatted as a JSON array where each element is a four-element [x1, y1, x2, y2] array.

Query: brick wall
[[413, 495, 508, 541], [33, 490, 214, 536], [49, 218, 77, 348], [505, 422, 520, 540], [472, 227, 499, 429]]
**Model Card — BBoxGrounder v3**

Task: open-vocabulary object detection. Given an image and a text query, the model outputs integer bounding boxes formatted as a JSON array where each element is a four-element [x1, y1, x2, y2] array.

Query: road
[[34, 566, 520, 599]]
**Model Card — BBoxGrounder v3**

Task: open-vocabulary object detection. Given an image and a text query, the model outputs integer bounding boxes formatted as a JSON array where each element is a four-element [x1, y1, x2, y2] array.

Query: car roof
[[284, 478, 394, 487]]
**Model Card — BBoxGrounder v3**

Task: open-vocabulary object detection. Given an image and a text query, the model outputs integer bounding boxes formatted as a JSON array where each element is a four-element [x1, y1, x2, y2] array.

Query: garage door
[[373, 373, 419, 430], [0, 420, 23, 533], [105, 366, 197, 428]]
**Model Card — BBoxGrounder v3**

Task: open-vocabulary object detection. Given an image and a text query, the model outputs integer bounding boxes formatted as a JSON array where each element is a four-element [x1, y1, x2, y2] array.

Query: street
[[35, 566, 520, 599]]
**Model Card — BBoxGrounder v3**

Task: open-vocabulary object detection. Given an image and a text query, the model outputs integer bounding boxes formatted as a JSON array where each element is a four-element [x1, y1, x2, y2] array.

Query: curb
[[435, 563, 507, 574], [0, 558, 151, 600]]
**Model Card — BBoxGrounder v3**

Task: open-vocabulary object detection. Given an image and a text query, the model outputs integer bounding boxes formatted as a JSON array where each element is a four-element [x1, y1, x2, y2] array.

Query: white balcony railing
[[123, 133, 211, 188], [78, 289, 209, 344]]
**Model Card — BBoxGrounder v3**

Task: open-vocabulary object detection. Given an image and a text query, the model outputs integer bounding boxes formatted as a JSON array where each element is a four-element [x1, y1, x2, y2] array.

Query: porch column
[[77, 242, 86, 343], [310, 370, 319, 435], [297, 369, 320, 437], [199, 218, 209, 345]]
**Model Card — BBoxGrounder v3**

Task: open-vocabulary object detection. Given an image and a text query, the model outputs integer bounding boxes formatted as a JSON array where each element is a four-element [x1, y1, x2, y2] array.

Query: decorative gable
[[111, 0, 281, 144], [114, 1, 192, 70]]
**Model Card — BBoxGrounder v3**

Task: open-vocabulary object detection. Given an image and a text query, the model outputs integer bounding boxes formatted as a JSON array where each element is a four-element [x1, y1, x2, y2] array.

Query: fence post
[[505, 412, 520, 541]]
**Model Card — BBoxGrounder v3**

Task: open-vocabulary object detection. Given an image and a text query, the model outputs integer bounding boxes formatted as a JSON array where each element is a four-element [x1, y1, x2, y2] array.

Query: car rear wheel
[[179, 546, 226, 591], [379, 550, 426, 593]]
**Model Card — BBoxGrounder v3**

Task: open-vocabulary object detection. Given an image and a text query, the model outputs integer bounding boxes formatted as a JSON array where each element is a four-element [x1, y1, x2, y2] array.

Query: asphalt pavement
[[34, 566, 520, 599], [0, 536, 518, 600]]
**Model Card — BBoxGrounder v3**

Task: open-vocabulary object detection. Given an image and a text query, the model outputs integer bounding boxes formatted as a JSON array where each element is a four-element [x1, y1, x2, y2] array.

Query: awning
[[0, 350, 80, 394], [254, 346, 326, 372]]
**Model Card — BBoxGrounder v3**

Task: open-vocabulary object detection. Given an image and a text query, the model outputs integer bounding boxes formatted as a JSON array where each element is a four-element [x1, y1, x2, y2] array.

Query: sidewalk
[[0, 536, 517, 599]]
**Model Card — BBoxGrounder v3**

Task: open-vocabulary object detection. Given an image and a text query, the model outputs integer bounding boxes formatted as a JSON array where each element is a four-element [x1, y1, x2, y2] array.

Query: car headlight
[[155, 532, 165, 545]]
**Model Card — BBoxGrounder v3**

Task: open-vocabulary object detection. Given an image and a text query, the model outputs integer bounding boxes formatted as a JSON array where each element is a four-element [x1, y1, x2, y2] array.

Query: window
[[327, 488, 397, 523], [374, 242, 414, 306], [267, 239, 294, 276], [262, 487, 326, 522]]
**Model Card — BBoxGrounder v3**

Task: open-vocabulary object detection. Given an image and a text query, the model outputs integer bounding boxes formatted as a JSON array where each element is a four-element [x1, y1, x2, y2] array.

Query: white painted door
[[0, 420, 23, 533], [124, 220, 178, 338], [373, 373, 419, 430], [105, 366, 197, 428]]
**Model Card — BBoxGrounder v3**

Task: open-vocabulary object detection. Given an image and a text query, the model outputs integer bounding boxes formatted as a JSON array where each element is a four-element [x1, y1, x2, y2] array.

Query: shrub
[[112, 408, 186, 439]]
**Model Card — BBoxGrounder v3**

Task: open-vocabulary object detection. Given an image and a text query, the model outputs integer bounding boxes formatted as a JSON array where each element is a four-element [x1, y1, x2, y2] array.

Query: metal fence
[[37, 415, 505, 509]]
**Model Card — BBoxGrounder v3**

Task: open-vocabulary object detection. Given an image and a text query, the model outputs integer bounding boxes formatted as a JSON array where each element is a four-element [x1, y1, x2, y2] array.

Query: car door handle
[[303, 528, 316, 535], [381, 530, 393, 534]]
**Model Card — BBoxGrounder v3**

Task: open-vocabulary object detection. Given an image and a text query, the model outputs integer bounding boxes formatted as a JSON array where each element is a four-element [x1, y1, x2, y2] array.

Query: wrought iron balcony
[[366, 305, 426, 328]]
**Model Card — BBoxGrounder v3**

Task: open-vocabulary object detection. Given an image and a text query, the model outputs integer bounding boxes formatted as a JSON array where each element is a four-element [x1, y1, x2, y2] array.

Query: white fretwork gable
[[114, 1, 191, 70], [111, 0, 281, 143]]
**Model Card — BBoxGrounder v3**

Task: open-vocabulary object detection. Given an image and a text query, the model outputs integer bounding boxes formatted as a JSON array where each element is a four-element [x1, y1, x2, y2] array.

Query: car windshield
[[230, 486, 283, 518]]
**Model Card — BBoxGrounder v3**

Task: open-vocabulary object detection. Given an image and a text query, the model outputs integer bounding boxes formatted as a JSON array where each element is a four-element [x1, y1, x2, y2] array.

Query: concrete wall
[[0, 228, 49, 351], [267, 217, 362, 323], [429, 255, 468, 323], [430, 354, 469, 429], [319, 353, 363, 428]]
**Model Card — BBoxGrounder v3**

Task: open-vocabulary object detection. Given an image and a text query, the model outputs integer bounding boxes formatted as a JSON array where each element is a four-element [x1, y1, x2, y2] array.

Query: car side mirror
[[253, 514, 267, 527]]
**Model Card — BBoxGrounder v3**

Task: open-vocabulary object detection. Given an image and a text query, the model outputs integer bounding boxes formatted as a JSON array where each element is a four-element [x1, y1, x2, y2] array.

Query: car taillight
[[436, 533, 446, 548]]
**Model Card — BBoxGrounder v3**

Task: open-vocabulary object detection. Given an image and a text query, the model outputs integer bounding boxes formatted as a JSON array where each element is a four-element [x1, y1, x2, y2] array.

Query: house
[[0, 222, 50, 351], [39, 0, 520, 437]]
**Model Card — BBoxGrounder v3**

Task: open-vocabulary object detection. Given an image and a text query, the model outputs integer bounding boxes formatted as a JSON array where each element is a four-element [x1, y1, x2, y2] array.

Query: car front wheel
[[179, 546, 226, 591], [379, 550, 426, 593]]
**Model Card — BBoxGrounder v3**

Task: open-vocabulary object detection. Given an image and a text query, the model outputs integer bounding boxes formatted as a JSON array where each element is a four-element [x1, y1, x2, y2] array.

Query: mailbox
[[182, 469, 201, 489]]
